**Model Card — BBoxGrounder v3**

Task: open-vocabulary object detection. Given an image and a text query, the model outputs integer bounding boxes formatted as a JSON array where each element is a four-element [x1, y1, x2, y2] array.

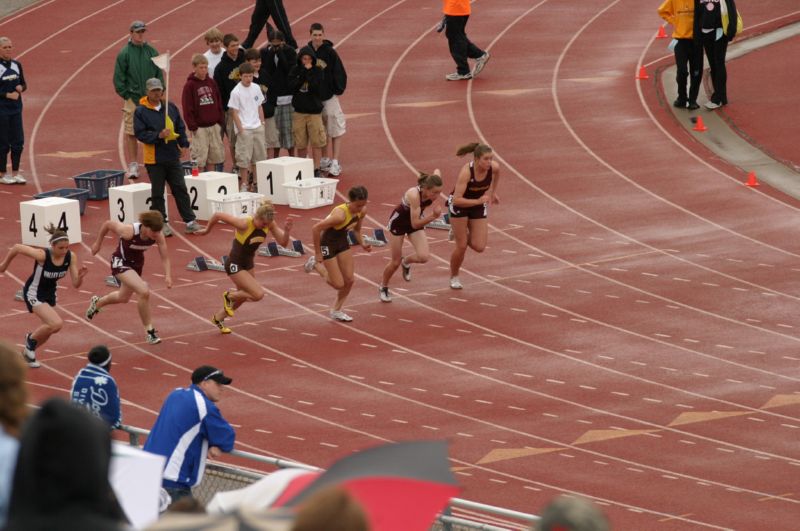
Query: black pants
[[701, 32, 729, 105], [242, 0, 297, 49], [674, 38, 703, 104], [0, 112, 24, 173], [145, 160, 195, 223], [445, 15, 484, 75]]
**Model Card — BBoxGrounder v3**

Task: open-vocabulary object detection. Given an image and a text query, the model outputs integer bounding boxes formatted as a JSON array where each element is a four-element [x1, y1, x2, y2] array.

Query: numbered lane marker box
[[108, 183, 168, 224], [20, 197, 82, 247], [255, 157, 314, 205], [184, 171, 238, 220]]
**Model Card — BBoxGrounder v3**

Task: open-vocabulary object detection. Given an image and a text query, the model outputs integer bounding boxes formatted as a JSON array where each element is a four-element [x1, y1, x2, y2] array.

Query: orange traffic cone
[[657, 25, 668, 39], [692, 115, 707, 132], [636, 66, 649, 80], [745, 171, 760, 187]]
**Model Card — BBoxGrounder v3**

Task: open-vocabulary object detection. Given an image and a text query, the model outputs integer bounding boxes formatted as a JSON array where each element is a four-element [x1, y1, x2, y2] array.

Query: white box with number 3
[[20, 197, 82, 247], [108, 182, 168, 224], [255, 157, 314, 205]]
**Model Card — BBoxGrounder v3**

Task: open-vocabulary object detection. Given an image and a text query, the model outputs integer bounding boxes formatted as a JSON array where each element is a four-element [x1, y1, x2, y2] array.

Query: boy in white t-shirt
[[227, 62, 266, 191], [202, 28, 225, 78]]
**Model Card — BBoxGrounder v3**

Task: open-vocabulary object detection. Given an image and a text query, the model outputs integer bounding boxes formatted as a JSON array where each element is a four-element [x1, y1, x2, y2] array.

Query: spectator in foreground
[[292, 486, 368, 531], [144, 365, 236, 504], [70, 345, 122, 429], [0, 340, 28, 527], [534, 495, 610, 531]]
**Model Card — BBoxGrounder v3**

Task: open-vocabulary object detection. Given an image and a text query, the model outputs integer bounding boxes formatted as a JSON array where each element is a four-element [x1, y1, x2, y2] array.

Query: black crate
[[34, 188, 90, 215], [72, 169, 125, 200]]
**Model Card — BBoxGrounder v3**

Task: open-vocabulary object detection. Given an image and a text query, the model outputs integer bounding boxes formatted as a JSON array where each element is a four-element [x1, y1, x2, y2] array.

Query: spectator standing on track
[[246, 48, 281, 161], [447, 142, 500, 290], [0, 340, 27, 528], [0, 225, 87, 368], [182, 54, 226, 172], [213, 34, 246, 172], [70, 345, 122, 430], [308, 23, 347, 177], [289, 46, 326, 177], [203, 28, 225, 78], [379, 171, 444, 303], [113, 21, 163, 181], [135, 77, 200, 236], [86, 210, 171, 346], [441, 0, 490, 81], [194, 200, 293, 334], [262, 30, 297, 157], [0, 37, 27, 185], [242, 0, 298, 50], [304, 185, 371, 322], [658, 0, 703, 110], [228, 62, 266, 192], [144, 365, 236, 504], [694, 0, 739, 109]]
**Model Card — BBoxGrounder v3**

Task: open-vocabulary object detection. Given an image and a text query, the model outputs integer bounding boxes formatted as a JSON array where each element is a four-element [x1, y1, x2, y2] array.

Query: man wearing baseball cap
[[144, 365, 235, 503], [69, 345, 121, 429]]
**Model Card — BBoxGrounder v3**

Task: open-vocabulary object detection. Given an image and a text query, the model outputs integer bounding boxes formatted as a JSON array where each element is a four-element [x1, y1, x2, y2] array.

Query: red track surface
[[2, 1, 800, 529]]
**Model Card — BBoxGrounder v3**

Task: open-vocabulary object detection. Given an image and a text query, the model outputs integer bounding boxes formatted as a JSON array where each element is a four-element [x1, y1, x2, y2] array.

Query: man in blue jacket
[[144, 365, 236, 503], [70, 345, 121, 429]]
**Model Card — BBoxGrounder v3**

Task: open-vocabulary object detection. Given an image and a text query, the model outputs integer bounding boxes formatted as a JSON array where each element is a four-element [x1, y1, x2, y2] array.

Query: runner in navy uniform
[[379, 171, 444, 302], [304, 185, 370, 322], [0, 225, 87, 367], [194, 200, 293, 334], [86, 211, 170, 345], [447, 142, 500, 289]]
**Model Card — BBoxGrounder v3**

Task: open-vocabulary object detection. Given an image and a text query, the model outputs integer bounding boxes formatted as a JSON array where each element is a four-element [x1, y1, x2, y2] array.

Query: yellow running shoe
[[222, 291, 234, 317], [211, 315, 232, 334]]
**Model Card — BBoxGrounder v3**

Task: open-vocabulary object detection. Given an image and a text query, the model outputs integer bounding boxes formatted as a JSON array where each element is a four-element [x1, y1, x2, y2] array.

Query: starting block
[[186, 256, 226, 272], [428, 213, 451, 230], [106, 276, 120, 288], [258, 240, 305, 258], [347, 229, 387, 247]]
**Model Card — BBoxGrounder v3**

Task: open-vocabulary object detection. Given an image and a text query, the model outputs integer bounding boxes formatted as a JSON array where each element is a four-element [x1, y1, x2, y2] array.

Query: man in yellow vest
[[442, 0, 490, 81], [658, 0, 703, 110]]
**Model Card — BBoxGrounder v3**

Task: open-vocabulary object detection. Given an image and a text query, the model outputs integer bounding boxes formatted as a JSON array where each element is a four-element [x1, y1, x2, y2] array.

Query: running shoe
[[449, 276, 463, 290], [1, 175, 15, 185], [379, 286, 392, 303], [211, 315, 232, 334], [330, 310, 353, 322], [320, 157, 332, 172], [12, 172, 26, 184], [445, 72, 472, 81], [162, 224, 174, 237], [222, 291, 235, 317], [86, 295, 100, 320], [471, 51, 491, 78], [704, 100, 722, 110], [401, 258, 412, 282], [126, 161, 139, 181], [22, 333, 40, 368], [328, 160, 341, 177], [304, 255, 317, 274], [184, 220, 202, 234], [146, 328, 161, 345]]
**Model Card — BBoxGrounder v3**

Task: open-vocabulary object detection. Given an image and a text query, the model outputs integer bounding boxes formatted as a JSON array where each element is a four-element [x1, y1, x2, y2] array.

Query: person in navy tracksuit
[[70, 346, 121, 430], [0, 37, 27, 185]]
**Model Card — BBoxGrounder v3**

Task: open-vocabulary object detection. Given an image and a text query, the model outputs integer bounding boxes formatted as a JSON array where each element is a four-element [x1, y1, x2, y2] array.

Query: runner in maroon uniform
[[378, 171, 443, 302], [86, 211, 170, 345], [447, 142, 500, 290]]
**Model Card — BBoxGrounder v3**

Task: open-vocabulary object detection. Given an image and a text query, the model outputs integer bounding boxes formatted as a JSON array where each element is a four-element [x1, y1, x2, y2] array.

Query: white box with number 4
[[20, 197, 82, 247], [255, 157, 314, 205], [108, 182, 168, 224]]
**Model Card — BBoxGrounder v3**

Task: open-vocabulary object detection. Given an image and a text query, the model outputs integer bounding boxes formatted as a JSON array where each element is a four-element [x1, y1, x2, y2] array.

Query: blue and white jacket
[[143, 385, 236, 489], [70, 364, 122, 429], [0, 58, 25, 116]]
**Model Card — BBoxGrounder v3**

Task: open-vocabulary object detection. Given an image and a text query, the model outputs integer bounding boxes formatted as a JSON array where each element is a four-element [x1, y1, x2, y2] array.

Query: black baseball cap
[[191, 365, 232, 385]]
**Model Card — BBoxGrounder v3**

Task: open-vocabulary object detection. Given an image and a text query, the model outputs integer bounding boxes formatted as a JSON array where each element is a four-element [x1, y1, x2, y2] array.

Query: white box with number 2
[[20, 197, 82, 247]]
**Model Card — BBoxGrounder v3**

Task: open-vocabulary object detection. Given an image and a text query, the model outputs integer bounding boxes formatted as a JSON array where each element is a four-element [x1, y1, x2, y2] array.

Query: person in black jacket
[[289, 46, 326, 176], [262, 30, 297, 156], [308, 23, 347, 177], [694, 0, 738, 109], [241, 0, 297, 50], [213, 34, 245, 170]]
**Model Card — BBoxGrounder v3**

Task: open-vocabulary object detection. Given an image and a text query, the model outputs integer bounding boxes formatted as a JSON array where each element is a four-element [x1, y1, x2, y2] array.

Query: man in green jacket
[[113, 20, 163, 180]]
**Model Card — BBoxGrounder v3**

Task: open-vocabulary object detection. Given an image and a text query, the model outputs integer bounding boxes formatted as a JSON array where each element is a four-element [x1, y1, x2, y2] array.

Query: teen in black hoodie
[[288, 46, 326, 175]]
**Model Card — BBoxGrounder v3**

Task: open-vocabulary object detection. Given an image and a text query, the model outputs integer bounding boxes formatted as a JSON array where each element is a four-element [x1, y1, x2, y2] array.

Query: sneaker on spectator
[[240, 182, 249, 193], [446, 72, 472, 81], [314, 168, 322, 178], [379, 286, 392, 303], [1, 175, 16, 185], [12, 172, 26, 184], [449, 276, 463, 290], [401, 258, 411, 282], [126, 161, 139, 181], [304, 255, 316, 273], [472, 51, 491, 78], [330, 309, 353, 322], [704, 100, 722, 110], [86, 295, 101, 320], [328, 160, 341, 177], [211, 315, 232, 334], [184, 220, 202, 234], [146, 328, 161, 345], [162, 224, 173, 237], [320, 157, 332, 172]]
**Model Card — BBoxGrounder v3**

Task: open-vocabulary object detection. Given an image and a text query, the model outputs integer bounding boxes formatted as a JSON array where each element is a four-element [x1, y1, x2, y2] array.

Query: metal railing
[[119, 425, 538, 530]]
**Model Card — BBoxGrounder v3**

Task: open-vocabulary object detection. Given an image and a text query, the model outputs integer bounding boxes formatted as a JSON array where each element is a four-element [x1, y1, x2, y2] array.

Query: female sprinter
[[304, 185, 370, 322], [195, 200, 293, 333], [447, 142, 500, 289], [86, 210, 171, 345], [378, 171, 443, 302], [0, 225, 87, 367]]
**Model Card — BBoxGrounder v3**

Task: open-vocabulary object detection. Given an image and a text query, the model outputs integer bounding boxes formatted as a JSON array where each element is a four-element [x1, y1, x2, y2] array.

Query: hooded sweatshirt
[[181, 72, 225, 131], [4, 398, 126, 531], [288, 46, 325, 115], [658, 0, 695, 39], [213, 49, 245, 109], [133, 96, 190, 165], [262, 43, 297, 102], [308, 39, 347, 101]]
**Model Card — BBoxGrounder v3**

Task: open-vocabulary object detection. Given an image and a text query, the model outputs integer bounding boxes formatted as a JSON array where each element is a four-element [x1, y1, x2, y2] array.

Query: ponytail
[[456, 142, 492, 159], [417, 171, 443, 189], [256, 199, 275, 221], [44, 223, 69, 244]]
